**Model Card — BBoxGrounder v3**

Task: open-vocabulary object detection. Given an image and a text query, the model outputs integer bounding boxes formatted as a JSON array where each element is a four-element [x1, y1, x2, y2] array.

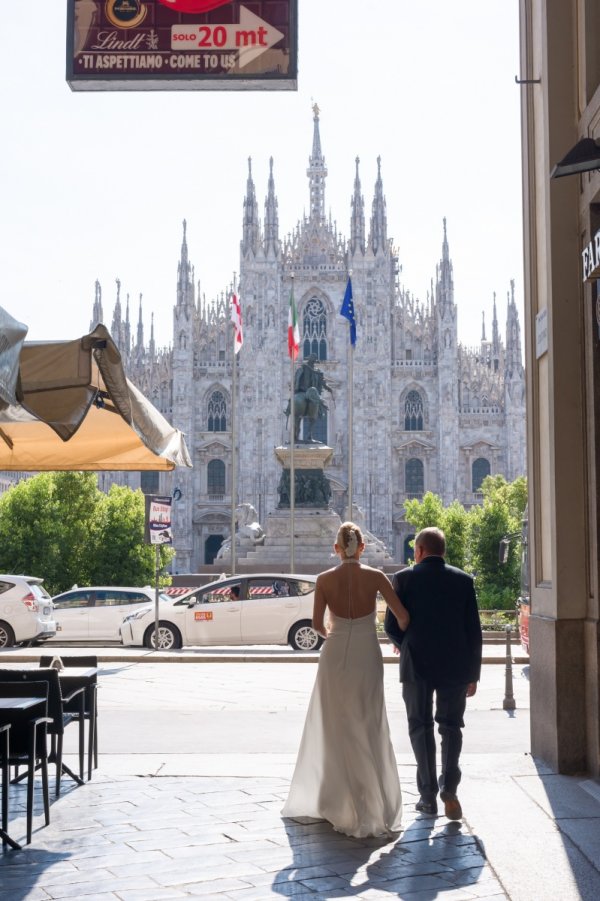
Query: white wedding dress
[[282, 609, 402, 838]]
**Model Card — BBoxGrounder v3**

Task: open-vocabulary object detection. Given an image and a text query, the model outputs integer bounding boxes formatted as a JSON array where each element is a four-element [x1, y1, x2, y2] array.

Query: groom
[[385, 527, 482, 820]]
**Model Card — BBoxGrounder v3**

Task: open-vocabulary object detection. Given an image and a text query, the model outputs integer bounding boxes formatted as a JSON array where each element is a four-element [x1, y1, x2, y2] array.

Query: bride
[[282, 521, 410, 838]]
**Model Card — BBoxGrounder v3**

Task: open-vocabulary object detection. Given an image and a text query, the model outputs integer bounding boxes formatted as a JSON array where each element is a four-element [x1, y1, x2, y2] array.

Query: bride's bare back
[[313, 560, 409, 637]]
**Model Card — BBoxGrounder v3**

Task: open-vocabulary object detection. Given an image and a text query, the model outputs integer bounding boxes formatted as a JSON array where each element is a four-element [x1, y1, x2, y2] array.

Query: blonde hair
[[336, 521, 364, 558]]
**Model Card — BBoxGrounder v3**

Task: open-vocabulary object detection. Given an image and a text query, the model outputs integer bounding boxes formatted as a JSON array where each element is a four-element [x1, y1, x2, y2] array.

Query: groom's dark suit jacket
[[384, 556, 482, 686]]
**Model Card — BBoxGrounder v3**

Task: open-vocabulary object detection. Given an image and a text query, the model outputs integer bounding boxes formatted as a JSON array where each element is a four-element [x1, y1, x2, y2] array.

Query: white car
[[0, 574, 56, 648], [51, 586, 172, 642], [120, 574, 321, 652]]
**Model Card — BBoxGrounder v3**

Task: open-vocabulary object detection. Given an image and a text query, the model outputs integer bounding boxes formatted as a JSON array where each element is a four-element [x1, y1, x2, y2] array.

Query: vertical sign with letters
[[67, 0, 297, 91]]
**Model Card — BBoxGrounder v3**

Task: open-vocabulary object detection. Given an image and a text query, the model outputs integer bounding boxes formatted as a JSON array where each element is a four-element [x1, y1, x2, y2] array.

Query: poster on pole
[[67, 1, 297, 91], [145, 494, 173, 545]]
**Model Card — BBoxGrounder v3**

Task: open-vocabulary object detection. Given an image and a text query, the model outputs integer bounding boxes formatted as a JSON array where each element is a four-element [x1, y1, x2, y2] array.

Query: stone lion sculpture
[[216, 503, 265, 560]]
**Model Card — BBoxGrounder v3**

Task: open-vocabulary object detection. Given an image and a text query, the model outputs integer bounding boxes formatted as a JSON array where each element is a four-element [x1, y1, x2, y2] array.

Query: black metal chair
[[40, 656, 98, 780], [0, 669, 85, 798], [0, 681, 51, 845]]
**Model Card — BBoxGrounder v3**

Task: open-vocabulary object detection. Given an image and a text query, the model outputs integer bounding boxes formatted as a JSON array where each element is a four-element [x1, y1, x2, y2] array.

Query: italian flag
[[288, 285, 299, 360]]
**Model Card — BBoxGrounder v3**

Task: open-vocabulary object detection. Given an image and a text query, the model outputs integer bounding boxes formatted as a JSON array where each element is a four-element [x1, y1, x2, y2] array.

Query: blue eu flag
[[340, 277, 356, 346]]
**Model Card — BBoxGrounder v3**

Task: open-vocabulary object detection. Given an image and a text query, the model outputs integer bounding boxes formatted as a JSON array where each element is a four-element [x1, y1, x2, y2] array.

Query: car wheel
[[0, 621, 16, 649], [289, 620, 323, 651], [144, 622, 182, 650]]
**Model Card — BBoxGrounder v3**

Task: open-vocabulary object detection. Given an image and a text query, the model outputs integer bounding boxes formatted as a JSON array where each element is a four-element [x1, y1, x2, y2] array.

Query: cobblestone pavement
[[1, 769, 506, 901]]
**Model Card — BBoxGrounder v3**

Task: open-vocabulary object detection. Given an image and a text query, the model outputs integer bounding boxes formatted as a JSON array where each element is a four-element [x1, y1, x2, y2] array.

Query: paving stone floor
[[0, 769, 506, 901]]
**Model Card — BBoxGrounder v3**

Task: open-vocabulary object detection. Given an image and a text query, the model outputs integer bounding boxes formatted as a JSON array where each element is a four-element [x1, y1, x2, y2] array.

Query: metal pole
[[290, 339, 296, 573], [154, 544, 160, 652], [503, 624, 516, 710], [231, 330, 237, 576], [346, 341, 353, 522]]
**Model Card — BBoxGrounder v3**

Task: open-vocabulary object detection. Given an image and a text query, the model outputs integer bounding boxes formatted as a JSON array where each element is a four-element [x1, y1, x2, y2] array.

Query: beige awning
[[0, 322, 192, 472]]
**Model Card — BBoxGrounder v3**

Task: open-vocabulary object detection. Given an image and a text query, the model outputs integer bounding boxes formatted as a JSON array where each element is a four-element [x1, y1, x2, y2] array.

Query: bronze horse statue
[[284, 386, 325, 442]]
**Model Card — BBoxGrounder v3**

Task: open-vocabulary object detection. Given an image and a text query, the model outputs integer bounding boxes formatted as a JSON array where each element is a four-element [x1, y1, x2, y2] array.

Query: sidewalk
[[0, 658, 598, 900]]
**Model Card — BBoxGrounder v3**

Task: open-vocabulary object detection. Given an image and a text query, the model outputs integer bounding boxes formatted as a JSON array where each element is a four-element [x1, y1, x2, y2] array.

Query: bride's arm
[[312, 577, 328, 639], [377, 572, 410, 631]]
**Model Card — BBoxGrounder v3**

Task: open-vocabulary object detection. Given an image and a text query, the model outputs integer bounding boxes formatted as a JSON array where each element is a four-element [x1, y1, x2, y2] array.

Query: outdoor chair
[[0, 681, 51, 844], [40, 655, 98, 780], [0, 669, 85, 798]]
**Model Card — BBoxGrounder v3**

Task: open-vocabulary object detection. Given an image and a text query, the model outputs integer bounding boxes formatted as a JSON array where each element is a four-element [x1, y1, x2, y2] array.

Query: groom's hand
[[466, 682, 477, 697]]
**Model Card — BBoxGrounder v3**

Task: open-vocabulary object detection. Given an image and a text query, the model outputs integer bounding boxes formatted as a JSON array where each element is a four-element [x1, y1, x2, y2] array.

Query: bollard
[[503, 624, 516, 710]]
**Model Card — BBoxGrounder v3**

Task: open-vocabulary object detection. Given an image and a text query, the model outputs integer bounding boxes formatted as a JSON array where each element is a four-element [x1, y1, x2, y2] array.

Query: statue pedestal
[[235, 444, 341, 571]]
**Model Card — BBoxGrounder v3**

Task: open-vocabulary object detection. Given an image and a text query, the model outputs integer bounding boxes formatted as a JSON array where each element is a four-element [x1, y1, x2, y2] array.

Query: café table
[[0, 697, 48, 851]]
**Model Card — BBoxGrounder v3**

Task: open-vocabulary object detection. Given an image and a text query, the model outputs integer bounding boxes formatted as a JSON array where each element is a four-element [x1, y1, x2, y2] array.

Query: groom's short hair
[[415, 527, 446, 557]]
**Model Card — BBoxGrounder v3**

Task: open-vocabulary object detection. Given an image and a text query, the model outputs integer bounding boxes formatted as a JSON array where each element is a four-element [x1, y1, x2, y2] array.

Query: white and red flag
[[231, 292, 243, 354], [288, 285, 299, 360]]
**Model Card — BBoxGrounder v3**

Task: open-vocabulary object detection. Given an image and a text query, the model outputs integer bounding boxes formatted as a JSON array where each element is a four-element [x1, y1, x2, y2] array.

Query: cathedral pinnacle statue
[[285, 353, 334, 443]]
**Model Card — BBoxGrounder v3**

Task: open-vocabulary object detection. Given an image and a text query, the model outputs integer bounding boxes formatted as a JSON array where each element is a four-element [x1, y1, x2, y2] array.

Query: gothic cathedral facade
[[95, 108, 526, 572]]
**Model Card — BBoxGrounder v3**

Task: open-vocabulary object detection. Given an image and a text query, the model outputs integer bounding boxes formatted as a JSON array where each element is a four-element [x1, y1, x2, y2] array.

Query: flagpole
[[231, 296, 237, 576], [289, 274, 296, 573], [347, 339, 353, 522]]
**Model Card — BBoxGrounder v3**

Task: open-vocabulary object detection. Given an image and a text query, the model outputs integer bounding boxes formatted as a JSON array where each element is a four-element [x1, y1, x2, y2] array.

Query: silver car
[[0, 574, 56, 648]]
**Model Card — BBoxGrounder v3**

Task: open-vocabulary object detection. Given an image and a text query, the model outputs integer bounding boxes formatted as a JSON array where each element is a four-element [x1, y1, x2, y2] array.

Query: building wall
[[520, 0, 600, 775]]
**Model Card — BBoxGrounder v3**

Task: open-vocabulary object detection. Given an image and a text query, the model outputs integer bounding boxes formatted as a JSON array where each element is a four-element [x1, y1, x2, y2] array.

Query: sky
[[0, 1, 523, 350]]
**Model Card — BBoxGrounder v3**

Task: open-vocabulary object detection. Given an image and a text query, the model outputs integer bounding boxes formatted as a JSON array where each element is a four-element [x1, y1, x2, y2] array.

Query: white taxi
[[119, 574, 321, 651]]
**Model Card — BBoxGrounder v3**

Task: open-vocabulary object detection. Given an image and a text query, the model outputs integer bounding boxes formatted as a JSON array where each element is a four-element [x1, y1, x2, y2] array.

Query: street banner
[[145, 494, 173, 545], [67, 0, 297, 91]]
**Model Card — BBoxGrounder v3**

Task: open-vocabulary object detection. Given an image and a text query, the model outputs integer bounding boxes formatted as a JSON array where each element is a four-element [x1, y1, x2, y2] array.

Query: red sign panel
[[67, 0, 297, 91]]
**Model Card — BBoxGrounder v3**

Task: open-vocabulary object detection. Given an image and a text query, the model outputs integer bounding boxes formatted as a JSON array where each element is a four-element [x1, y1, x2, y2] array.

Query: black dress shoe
[[415, 799, 438, 815]]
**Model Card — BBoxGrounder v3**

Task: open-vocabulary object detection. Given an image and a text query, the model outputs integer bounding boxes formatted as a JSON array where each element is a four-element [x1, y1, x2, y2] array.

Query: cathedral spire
[[350, 156, 365, 256], [136, 293, 144, 350], [111, 278, 123, 347], [481, 311, 486, 343], [492, 291, 500, 354], [436, 218, 454, 317], [91, 279, 103, 330], [124, 293, 131, 354], [177, 219, 194, 309], [242, 157, 260, 255], [368, 156, 388, 254], [149, 312, 155, 358], [307, 103, 327, 223], [264, 156, 279, 255], [505, 279, 523, 376]]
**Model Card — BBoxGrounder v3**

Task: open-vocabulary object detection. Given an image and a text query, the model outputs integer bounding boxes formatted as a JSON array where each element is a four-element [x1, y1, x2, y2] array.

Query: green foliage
[[91, 485, 174, 587], [404, 492, 469, 569], [0, 473, 173, 594], [403, 477, 527, 611]]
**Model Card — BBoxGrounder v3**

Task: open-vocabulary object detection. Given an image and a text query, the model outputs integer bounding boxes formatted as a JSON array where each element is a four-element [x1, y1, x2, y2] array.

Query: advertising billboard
[[67, 0, 297, 91]]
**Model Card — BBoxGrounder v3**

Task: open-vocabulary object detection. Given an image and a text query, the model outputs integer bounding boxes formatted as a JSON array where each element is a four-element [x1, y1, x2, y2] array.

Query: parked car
[[0, 574, 56, 648], [51, 586, 173, 642], [120, 574, 321, 652]]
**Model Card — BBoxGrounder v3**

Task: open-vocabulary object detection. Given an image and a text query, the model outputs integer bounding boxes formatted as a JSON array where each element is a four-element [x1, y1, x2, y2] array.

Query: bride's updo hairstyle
[[336, 521, 364, 558]]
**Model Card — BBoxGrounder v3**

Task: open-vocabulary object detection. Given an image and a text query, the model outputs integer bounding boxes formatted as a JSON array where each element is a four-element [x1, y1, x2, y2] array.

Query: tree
[[467, 475, 527, 609], [403, 477, 528, 610], [91, 485, 173, 586], [0, 473, 173, 594], [0, 472, 100, 594], [404, 492, 469, 569]]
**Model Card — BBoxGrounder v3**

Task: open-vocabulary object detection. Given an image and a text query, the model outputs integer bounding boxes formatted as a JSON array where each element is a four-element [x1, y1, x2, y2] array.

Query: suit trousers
[[402, 679, 467, 801]]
